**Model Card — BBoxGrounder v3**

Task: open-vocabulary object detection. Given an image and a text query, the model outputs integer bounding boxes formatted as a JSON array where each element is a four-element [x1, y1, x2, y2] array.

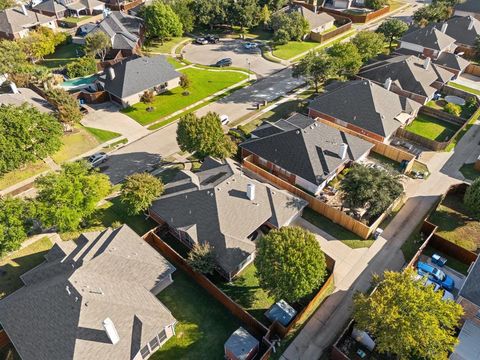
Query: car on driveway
[[205, 34, 220, 44], [243, 42, 257, 49], [417, 261, 455, 291], [195, 37, 209, 45], [215, 58, 232, 67], [87, 152, 108, 167]]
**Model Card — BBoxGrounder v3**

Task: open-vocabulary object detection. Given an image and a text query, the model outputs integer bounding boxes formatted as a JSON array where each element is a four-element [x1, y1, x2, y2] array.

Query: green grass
[[460, 163, 480, 181], [445, 107, 480, 151], [0, 161, 50, 191], [122, 67, 247, 125], [302, 208, 374, 249], [144, 37, 192, 54], [42, 42, 84, 69], [429, 193, 480, 252], [215, 264, 275, 325], [51, 126, 100, 164], [401, 223, 426, 264], [85, 127, 121, 143], [411, 160, 430, 177], [449, 82, 480, 96], [63, 15, 93, 24], [0, 237, 53, 298], [272, 40, 320, 60], [405, 114, 460, 142], [165, 56, 186, 69], [319, 25, 337, 35], [152, 270, 243, 360]]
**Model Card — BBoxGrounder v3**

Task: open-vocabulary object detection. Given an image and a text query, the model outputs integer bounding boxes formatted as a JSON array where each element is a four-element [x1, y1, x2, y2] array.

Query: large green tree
[[187, 243, 216, 274], [293, 51, 338, 93], [35, 161, 111, 232], [0, 0, 15, 10], [271, 11, 309, 43], [232, 0, 260, 31], [20, 27, 66, 63], [413, 1, 453, 25], [0, 40, 28, 75], [65, 56, 97, 78], [0, 197, 34, 255], [45, 88, 83, 125], [0, 104, 62, 176], [327, 42, 363, 78], [176, 112, 237, 159], [255, 226, 327, 302], [340, 164, 403, 218], [192, 0, 229, 29], [143, 0, 183, 42], [352, 31, 386, 61], [377, 18, 409, 49], [120, 173, 164, 215], [365, 0, 388, 10], [354, 269, 463, 360], [464, 178, 480, 219], [84, 31, 111, 61], [164, 0, 195, 33]]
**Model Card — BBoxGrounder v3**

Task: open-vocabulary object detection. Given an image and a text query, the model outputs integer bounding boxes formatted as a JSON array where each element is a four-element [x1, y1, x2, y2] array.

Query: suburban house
[[0, 225, 177, 360], [397, 23, 469, 76], [282, 4, 335, 38], [433, 16, 480, 58], [0, 5, 56, 39], [454, 0, 480, 19], [100, 54, 180, 108], [240, 113, 374, 195], [80, 10, 144, 59], [149, 158, 307, 280], [308, 80, 421, 143], [452, 256, 480, 359], [322, 0, 366, 10], [0, 87, 52, 112], [357, 55, 455, 104], [32, 0, 105, 20]]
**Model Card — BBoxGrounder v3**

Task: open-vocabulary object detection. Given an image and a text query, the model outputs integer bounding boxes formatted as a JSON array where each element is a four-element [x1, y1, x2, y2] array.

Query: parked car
[[243, 42, 257, 49], [195, 37, 209, 45], [215, 58, 232, 67], [87, 152, 108, 167], [205, 34, 220, 43], [220, 114, 229, 125], [417, 262, 455, 291]]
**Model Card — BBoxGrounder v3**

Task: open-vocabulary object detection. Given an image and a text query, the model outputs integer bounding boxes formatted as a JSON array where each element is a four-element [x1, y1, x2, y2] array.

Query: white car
[[243, 42, 257, 49], [87, 152, 108, 167], [220, 114, 229, 125]]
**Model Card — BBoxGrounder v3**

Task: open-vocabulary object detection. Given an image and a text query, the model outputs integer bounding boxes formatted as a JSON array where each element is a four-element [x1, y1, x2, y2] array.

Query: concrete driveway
[[81, 103, 149, 143], [182, 38, 284, 77]]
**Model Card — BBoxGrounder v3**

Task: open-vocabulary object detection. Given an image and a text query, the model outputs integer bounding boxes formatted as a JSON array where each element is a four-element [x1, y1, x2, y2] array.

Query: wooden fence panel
[[430, 234, 478, 265], [320, 5, 390, 23], [466, 63, 480, 77], [0, 330, 10, 349]]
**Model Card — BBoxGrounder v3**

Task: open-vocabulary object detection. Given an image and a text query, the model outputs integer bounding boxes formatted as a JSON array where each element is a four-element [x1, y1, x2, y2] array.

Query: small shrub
[[187, 243, 216, 274], [140, 90, 155, 104], [111, 221, 122, 229], [444, 103, 462, 117]]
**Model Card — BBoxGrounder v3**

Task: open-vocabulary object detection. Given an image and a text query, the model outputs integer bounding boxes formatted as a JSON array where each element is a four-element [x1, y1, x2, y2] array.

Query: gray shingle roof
[[401, 25, 456, 51], [90, 10, 142, 50], [358, 55, 454, 98], [459, 256, 480, 307], [33, 0, 68, 15], [0, 225, 176, 360], [433, 16, 480, 47], [103, 55, 180, 99], [225, 327, 259, 360], [282, 5, 335, 30], [435, 51, 470, 72], [0, 6, 54, 34], [150, 159, 307, 275], [450, 320, 480, 360], [309, 80, 420, 138], [241, 113, 374, 185], [455, 0, 480, 13]]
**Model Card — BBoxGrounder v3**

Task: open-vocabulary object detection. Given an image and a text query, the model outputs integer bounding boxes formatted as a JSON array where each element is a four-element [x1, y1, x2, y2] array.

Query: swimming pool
[[60, 75, 98, 91]]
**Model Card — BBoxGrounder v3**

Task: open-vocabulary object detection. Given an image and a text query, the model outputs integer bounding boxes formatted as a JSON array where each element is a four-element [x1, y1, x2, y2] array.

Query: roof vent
[[66, 285, 72, 296], [441, 23, 448, 33], [247, 183, 255, 201], [468, 18, 475, 30], [296, 130, 300, 134], [107, 67, 115, 80], [103, 318, 120, 345], [20, 4, 28, 16], [384, 77, 392, 91], [423, 57, 431, 70]]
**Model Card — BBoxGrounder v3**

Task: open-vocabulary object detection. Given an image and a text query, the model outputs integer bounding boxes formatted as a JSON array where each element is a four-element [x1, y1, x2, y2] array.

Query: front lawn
[[122, 67, 247, 125], [42, 42, 84, 69], [272, 40, 320, 60], [404, 114, 460, 142], [153, 270, 243, 360], [144, 37, 192, 54], [460, 163, 480, 181], [215, 264, 275, 325], [429, 193, 480, 252], [0, 160, 50, 191], [302, 208, 374, 248], [0, 237, 53, 298], [51, 126, 100, 164], [85, 127, 121, 143]]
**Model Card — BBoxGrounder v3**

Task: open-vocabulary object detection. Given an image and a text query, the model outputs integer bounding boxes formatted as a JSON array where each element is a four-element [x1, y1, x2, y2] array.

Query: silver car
[[87, 152, 108, 167]]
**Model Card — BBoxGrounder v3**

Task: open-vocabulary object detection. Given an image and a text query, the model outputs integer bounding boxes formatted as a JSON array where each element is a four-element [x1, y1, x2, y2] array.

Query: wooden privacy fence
[[320, 5, 390, 23], [0, 330, 10, 349], [465, 63, 480, 77], [243, 156, 402, 239], [310, 20, 352, 43]]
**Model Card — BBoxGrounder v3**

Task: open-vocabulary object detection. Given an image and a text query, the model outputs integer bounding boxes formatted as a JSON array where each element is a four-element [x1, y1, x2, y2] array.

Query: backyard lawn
[[51, 126, 100, 164], [302, 208, 375, 248], [42, 42, 84, 69], [272, 40, 320, 60], [153, 270, 243, 360], [63, 15, 93, 24], [85, 127, 121, 143], [122, 67, 248, 125], [404, 114, 460, 142], [0, 237, 53, 298], [429, 193, 480, 252], [0, 160, 50, 191], [215, 264, 275, 325], [460, 163, 480, 181]]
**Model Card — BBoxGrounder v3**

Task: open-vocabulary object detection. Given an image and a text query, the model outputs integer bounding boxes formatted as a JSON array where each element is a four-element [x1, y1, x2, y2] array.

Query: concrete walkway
[[281, 139, 465, 359]]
